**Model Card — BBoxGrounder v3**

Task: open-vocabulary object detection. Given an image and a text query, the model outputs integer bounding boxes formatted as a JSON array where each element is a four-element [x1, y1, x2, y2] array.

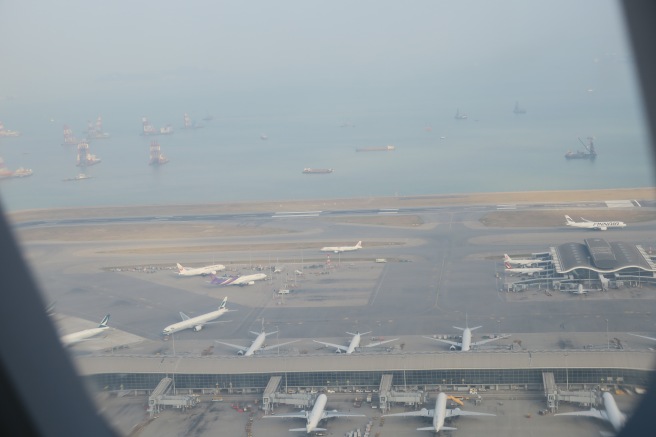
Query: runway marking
[[496, 204, 516, 210], [605, 200, 634, 208], [368, 264, 388, 306], [272, 211, 322, 218]]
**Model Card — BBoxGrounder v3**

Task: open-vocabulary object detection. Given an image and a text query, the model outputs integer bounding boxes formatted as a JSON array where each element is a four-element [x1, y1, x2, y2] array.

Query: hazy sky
[[0, 0, 635, 114]]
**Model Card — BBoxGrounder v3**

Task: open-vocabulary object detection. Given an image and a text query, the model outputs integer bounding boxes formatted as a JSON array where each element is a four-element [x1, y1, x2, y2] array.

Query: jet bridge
[[148, 377, 200, 416], [262, 376, 314, 414], [377, 374, 425, 412]]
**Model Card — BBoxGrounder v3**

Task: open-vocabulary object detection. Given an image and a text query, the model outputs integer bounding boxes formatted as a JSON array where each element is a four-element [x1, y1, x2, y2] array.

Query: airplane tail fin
[[219, 296, 228, 310], [503, 254, 511, 262], [355, 241, 362, 248], [564, 215, 574, 224], [504, 262, 513, 269], [99, 314, 110, 327], [176, 263, 185, 272]]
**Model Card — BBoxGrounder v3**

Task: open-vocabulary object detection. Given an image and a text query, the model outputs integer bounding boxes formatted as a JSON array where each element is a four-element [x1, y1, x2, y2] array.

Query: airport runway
[[17, 201, 656, 353]]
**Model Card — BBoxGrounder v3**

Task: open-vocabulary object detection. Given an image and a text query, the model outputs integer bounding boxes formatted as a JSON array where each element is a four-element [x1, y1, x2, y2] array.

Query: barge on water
[[302, 168, 333, 174], [356, 145, 395, 152]]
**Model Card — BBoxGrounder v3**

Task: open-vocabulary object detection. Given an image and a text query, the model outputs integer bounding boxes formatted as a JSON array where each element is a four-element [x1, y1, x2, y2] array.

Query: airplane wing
[[365, 338, 399, 348], [290, 428, 325, 432], [385, 408, 433, 418], [179, 312, 190, 321], [264, 412, 308, 419], [214, 340, 247, 353], [628, 333, 656, 341], [471, 335, 511, 347], [313, 340, 348, 352], [555, 408, 606, 421], [260, 340, 300, 351], [446, 408, 496, 418], [422, 336, 461, 348], [323, 410, 366, 419]]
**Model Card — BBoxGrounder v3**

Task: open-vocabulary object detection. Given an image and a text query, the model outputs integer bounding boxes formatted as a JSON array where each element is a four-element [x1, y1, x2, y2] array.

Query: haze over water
[[0, 1, 653, 212]]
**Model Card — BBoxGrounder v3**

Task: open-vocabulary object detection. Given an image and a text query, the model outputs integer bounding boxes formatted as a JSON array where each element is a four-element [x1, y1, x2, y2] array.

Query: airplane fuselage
[[244, 332, 268, 356], [178, 264, 225, 276], [320, 241, 362, 253], [346, 334, 362, 354], [162, 308, 227, 335], [433, 392, 448, 431], [460, 329, 472, 351], [306, 394, 328, 433], [61, 326, 108, 346], [565, 215, 626, 231]]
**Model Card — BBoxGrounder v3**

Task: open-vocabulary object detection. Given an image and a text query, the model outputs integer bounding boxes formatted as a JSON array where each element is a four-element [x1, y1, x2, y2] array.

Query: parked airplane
[[564, 215, 627, 231], [161, 297, 230, 335], [320, 241, 362, 253], [423, 317, 510, 351], [60, 314, 110, 347], [209, 273, 267, 286], [555, 392, 626, 434], [176, 262, 225, 276], [313, 331, 398, 354], [215, 323, 298, 356], [264, 393, 364, 433], [628, 332, 656, 342], [503, 254, 541, 267], [504, 262, 544, 275], [384, 392, 495, 432]]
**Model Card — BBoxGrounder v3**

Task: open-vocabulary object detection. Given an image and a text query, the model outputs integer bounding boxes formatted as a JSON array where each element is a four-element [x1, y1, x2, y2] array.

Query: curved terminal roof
[[553, 240, 656, 274]]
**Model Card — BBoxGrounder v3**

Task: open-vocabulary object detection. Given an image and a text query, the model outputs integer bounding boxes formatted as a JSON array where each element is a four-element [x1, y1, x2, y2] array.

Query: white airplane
[[60, 314, 110, 347], [504, 262, 544, 275], [628, 332, 656, 342], [215, 324, 299, 356], [313, 331, 398, 354], [209, 273, 267, 286], [264, 393, 364, 433], [555, 392, 626, 434], [565, 215, 627, 231], [176, 262, 225, 276], [503, 254, 541, 267], [161, 297, 230, 335], [320, 241, 362, 253], [423, 318, 510, 351], [384, 392, 495, 432]]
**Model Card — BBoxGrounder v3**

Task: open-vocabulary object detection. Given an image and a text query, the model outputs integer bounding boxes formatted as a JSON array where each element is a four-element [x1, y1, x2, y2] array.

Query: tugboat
[[76, 142, 101, 166], [63, 173, 91, 182], [149, 140, 169, 165], [565, 137, 597, 160], [12, 167, 33, 178]]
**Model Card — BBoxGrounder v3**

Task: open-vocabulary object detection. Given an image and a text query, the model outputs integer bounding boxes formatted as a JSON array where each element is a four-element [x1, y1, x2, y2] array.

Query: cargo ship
[[565, 137, 597, 160], [303, 168, 333, 174], [0, 122, 20, 137], [149, 140, 169, 165], [76, 142, 102, 167], [356, 145, 395, 152]]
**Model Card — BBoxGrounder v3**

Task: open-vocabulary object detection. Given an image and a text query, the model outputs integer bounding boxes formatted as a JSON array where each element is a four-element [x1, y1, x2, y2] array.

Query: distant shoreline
[[6, 187, 656, 223]]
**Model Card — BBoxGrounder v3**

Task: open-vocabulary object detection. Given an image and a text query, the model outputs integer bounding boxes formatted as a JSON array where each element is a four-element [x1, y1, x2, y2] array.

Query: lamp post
[[606, 319, 609, 350], [564, 354, 569, 391]]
